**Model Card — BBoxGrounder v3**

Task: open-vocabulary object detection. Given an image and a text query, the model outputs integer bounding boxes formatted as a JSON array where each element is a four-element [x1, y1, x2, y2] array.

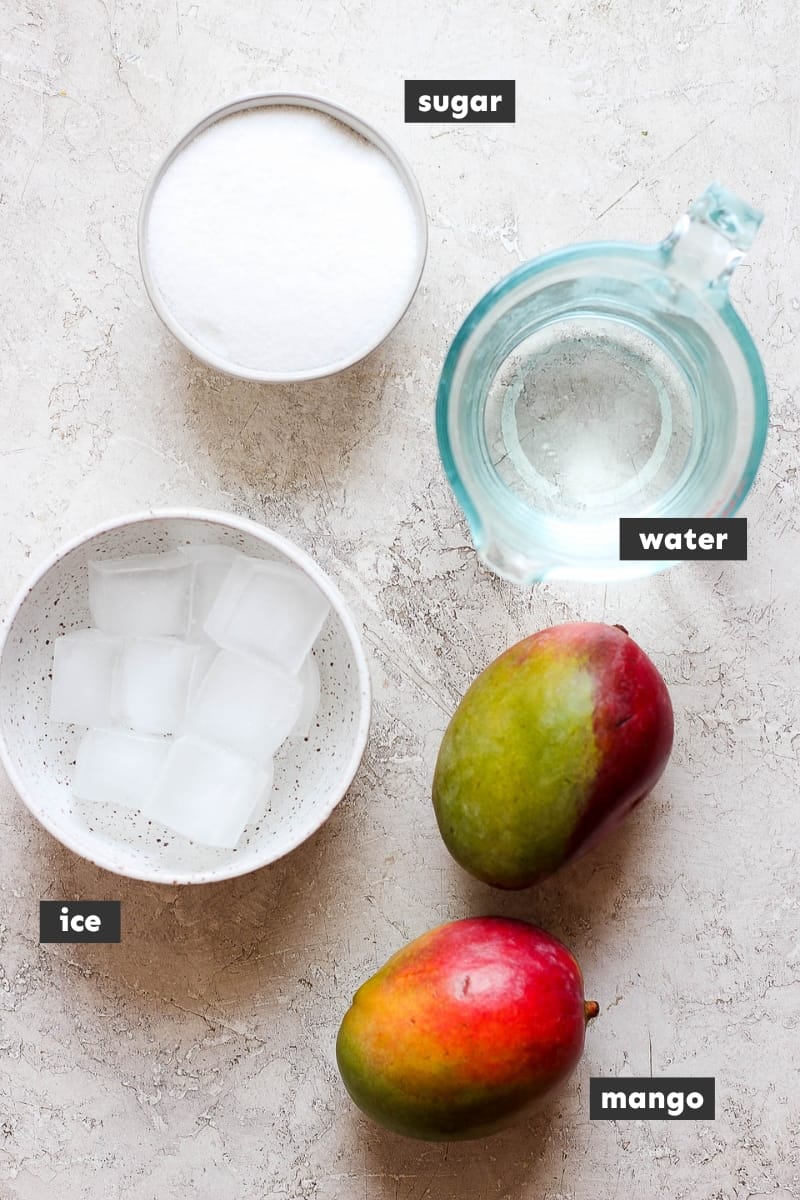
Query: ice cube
[[149, 736, 272, 849], [182, 649, 302, 764], [50, 630, 120, 726], [73, 727, 169, 810], [178, 544, 241, 641], [204, 557, 330, 673], [187, 644, 216, 700], [89, 552, 192, 638], [115, 637, 196, 735], [290, 653, 321, 739]]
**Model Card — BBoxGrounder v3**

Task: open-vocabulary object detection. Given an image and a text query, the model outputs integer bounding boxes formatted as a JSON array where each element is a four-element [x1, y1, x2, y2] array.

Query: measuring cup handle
[[661, 183, 763, 292]]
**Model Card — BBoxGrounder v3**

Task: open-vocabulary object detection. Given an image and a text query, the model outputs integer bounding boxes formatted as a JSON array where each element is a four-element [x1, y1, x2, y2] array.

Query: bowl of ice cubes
[[0, 510, 371, 883]]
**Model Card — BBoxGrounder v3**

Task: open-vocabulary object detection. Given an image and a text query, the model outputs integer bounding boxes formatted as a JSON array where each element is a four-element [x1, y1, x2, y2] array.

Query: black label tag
[[404, 80, 515, 123], [40, 900, 121, 943], [619, 518, 747, 561], [590, 1077, 715, 1120]]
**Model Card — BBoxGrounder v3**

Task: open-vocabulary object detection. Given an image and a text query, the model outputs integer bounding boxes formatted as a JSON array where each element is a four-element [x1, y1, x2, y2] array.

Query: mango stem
[[584, 1000, 600, 1022]]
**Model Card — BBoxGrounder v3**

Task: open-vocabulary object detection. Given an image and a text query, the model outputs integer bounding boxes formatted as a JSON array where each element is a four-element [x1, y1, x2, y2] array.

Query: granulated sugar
[[146, 105, 422, 375]]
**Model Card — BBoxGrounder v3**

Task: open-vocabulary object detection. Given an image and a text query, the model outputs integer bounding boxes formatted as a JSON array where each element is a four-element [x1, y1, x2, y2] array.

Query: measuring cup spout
[[661, 182, 763, 293], [477, 532, 549, 585]]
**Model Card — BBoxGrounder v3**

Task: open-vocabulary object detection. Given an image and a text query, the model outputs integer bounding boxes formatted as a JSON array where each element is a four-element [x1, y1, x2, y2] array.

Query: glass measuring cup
[[436, 184, 768, 583]]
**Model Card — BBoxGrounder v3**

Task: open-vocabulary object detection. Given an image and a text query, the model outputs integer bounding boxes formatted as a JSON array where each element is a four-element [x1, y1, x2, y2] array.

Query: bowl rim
[[0, 508, 372, 885], [137, 90, 429, 383]]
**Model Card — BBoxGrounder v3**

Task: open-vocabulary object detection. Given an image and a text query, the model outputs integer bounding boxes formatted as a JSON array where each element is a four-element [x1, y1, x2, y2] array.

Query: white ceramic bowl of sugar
[[139, 93, 428, 382], [0, 511, 371, 884]]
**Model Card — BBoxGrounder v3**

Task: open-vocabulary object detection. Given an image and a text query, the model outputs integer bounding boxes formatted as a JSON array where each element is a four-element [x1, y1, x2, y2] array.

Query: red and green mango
[[336, 917, 597, 1140], [432, 623, 674, 888]]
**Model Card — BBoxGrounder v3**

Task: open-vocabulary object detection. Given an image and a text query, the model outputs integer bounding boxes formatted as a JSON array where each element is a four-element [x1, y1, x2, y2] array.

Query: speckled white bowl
[[0, 510, 371, 884]]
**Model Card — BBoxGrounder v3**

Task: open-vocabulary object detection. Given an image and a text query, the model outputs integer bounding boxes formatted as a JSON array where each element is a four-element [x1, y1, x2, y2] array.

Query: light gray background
[[1, 2, 798, 1197]]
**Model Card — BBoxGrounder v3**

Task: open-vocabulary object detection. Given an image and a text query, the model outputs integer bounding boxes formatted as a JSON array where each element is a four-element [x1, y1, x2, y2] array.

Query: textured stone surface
[[1, 2, 799, 1197]]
